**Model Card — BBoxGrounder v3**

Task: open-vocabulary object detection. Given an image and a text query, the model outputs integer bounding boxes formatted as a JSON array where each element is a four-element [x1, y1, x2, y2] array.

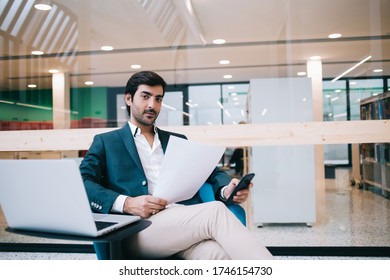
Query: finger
[[149, 201, 167, 211], [148, 196, 168, 206], [232, 178, 240, 186], [150, 208, 161, 216], [235, 188, 250, 196]]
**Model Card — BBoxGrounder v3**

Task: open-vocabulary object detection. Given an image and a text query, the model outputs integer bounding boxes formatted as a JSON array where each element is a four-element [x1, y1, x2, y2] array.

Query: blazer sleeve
[[79, 134, 121, 214], [206, 167, 232, 202]]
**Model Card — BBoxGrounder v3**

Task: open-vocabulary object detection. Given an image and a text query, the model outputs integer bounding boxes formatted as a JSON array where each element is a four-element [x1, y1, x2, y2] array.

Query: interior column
[[307, 58, 326, 219], [52, 72, 71, 129]]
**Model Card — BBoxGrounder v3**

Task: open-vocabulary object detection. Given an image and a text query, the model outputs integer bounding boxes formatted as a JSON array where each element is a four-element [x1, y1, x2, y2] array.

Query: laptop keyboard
[[95, 221, 118, 230]]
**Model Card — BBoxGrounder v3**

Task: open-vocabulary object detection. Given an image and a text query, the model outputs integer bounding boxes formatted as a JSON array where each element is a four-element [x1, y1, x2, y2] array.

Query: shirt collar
[[128, 121, 158, 137]]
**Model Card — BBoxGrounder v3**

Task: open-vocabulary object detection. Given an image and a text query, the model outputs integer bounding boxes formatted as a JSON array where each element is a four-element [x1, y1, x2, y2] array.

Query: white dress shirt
[[111, 122, 164, 213], [111, 122, 227, 213]]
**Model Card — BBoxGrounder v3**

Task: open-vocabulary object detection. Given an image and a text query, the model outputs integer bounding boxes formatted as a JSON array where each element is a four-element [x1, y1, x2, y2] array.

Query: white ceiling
[[0, 0, 389, 91]]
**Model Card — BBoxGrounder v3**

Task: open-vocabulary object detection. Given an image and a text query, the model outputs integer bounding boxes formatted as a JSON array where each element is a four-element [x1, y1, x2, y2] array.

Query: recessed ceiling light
[[349, 81, 357, 85], [213, 39, 226, 45], [48, 69, 59, 74], [85, 81, 94, 86], [335, 89, 342, 93], [100, 45, 114, 51], [223, 74, 232, 79], [373, 69, 383, 73], [34, 4, 52, 11], [31, 50, 44, 55], [131, 64, 142, 69], [219, 60, 230, 65], [28, 84, 37, 88], [310, 56, 321, 60], [297, 71, 307, 76], [328, 33, 342, 39]]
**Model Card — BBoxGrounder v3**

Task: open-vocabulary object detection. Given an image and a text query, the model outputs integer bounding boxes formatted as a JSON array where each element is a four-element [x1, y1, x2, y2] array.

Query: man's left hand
[[223, 178, 253, 204]]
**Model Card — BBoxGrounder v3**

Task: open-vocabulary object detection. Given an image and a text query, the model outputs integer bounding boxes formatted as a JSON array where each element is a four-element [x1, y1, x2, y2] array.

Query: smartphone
[[226, 173, 255, 205]]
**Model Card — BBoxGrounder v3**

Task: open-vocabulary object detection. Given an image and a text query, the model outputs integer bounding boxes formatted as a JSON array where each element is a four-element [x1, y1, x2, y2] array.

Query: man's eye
[[142, 95, 149, 99], [156, 97, 163, 102]]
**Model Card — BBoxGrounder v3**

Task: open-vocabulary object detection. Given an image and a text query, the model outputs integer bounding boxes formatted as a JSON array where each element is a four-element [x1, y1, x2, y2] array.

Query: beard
[[132, 108, 158, 126]]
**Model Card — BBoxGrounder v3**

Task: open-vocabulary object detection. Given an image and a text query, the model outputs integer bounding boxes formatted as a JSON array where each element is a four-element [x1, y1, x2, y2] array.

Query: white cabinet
[[248, 78, 316, 225]]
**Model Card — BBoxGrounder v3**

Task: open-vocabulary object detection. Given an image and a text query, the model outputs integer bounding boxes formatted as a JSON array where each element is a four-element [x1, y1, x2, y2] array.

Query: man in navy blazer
[[80, 124, 231, 212], [80, 71, 273, 260]]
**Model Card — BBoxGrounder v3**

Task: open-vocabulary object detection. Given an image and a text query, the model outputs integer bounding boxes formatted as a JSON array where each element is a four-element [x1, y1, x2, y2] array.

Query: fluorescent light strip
[[1, 99, 78, 114], [182, 112, 192, 117], [162, 103, 177, 111], [185, 102, 194, 108], [0, 100, 15, 105], [217, 101, 224, 109], [331, 55, 372, 82], [15, 102, 52, 110]]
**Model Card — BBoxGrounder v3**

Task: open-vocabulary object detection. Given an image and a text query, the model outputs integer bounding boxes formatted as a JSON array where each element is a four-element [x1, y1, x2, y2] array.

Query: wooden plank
[[0, 120, 388, 151]]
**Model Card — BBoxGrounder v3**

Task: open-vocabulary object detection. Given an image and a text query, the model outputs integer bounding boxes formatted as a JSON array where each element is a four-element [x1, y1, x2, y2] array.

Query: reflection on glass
[[188, 85, 222, 126], [322, 80, 348, 165], [349, 79, 384, 120], [156, 91, 184, 127], [0, 1, 388, 132], [221, 84, 249, 125], [323, 80, 347, 121]]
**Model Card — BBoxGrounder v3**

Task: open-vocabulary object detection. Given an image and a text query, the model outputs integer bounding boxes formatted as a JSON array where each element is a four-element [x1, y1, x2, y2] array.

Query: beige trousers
[[123, 201, 273, 260]]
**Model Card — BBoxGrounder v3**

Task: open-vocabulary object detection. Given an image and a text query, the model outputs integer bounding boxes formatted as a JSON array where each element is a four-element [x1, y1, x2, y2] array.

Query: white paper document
[[153, 136, 225, 203]]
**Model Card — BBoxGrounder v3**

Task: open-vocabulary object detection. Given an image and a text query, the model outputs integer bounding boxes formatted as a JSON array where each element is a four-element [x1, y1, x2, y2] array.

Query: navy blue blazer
[[79, 123, 231, 213]]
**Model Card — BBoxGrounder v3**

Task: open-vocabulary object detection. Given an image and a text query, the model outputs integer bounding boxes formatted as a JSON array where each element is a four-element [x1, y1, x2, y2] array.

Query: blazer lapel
[[118, 123, 145, 175], [157, 128, 170, 153]]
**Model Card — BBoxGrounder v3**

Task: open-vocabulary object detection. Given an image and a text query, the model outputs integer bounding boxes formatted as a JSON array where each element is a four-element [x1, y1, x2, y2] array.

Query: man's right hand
[[123, 195, 168, 218]]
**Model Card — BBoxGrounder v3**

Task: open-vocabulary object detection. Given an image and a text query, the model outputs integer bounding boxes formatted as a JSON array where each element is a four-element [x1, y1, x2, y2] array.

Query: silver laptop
[[0, 159, 141, 237]]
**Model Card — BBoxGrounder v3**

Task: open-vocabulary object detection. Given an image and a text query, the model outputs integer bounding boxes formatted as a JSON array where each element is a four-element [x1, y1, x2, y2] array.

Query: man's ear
[[124, 93, 132, 106]]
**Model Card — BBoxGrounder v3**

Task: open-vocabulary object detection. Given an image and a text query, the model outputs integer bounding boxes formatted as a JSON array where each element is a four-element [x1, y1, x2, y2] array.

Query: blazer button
[[142, 180, 147, 186]]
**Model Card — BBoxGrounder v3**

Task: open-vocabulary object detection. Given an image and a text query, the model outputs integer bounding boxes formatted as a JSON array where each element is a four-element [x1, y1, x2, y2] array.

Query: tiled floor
[[254, 180, 390, 247], [1, 179, 389, 260]]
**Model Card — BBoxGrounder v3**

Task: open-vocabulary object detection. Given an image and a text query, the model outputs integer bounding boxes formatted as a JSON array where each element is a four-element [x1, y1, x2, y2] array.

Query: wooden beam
[[0, 120, 388, 151]]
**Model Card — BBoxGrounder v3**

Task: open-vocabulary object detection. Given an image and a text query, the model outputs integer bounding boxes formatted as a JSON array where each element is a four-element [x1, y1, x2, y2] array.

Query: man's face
[[126, 84, 164, 127]]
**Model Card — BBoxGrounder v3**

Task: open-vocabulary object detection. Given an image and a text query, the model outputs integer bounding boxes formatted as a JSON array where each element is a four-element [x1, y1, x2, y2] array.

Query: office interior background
[[0, 0, 389, 259]]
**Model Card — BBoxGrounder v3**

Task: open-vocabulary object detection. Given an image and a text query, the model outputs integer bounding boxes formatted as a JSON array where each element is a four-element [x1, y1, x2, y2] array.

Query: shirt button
[[142, 180, 147, 186]]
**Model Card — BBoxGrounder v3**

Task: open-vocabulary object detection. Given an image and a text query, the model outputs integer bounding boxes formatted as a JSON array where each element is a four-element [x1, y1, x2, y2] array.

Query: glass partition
[[188, 85, 222, 126], [349, 79, 384, 120], [323, 80, 347, 122], [322, 80, 349, 165], [1, 0, 390, 252], [1, 0, 388, 131]]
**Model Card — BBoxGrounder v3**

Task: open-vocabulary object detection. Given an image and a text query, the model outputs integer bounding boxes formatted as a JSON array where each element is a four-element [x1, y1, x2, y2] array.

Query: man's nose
[[147, 99, 155, 108]]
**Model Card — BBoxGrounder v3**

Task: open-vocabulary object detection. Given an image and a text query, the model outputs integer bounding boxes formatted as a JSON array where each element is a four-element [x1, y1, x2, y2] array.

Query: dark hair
[[125, 71, 167, 115]]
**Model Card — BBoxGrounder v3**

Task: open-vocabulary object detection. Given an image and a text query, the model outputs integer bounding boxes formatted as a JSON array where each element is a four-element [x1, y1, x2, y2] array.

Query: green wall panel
[[0, 87, 108, 122]]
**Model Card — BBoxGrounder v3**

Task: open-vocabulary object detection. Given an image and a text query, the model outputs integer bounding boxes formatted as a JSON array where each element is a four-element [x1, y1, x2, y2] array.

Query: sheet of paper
[[153, 136, 225, 203]]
